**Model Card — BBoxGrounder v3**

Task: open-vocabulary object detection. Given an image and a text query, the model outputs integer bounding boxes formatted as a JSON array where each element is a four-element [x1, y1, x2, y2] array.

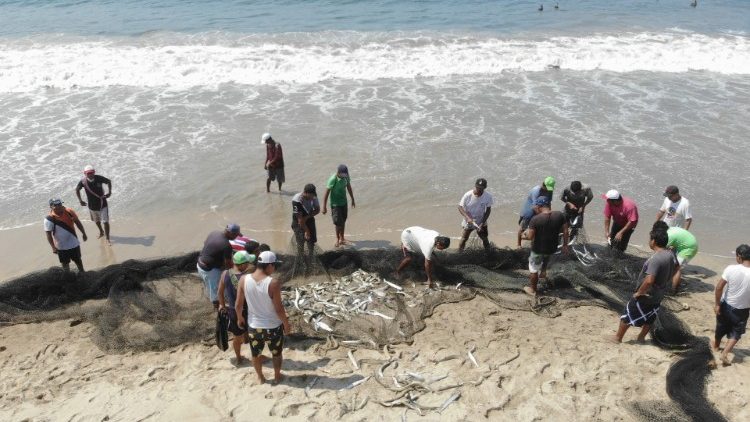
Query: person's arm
[[458, 205, 472, 224], [75, 182, 87, 206], [46, 231, 57, 253], [561, 190, 576, 210], [322, 188, 331, 214], [581, 188, 593, 213], [684, 218, 692, 231], [73, 214, 88, 241], [561, 222, 569, 254], [217, 271, 228, 311], [269, 279, 291, 333], [655, 198, 667, 223], [655, 210, 665, 223], [346, 183, 355, 208], [480, 207, 491, 226], [633, 274, 656, 298], [310, 198, 320, 217], [522, 227, 536, 241], [604, 217, 611, 240], [104, 178, 112, 198], [714, 278, 727, 315], [235, 275, 246, 328], [615, 221, 634, 241]]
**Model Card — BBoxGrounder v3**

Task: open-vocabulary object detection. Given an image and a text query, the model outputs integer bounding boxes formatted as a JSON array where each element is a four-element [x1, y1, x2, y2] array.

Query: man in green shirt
[[653, 221, 698, 292], [322, 164, 356, 247]]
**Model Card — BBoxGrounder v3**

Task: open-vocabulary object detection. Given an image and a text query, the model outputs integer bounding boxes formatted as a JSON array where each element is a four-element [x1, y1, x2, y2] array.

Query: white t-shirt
[[660, 197, 692, 228], [721, 264, 750, 309], [43, 216, 80, 251], [459, 190, 494, 226], [401, 226, 438, 261]]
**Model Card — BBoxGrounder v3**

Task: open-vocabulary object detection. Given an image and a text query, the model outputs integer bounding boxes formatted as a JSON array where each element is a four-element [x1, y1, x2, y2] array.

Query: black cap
[[663, 185, 679, 196], [737, 244, 750, 260], [303, 183, 317, 196], [475, 178, 487, 189]]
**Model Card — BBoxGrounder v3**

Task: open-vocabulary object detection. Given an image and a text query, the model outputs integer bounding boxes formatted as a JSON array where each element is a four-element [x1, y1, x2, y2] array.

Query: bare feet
[[720, 353, 732, 366], [523, 286, 537, 296], [257, 376, 267, 385], [97, 232, 104, 239], [606, 335, 622, 344], [272, 374, 284, 385], [710, 339, 719, 352]]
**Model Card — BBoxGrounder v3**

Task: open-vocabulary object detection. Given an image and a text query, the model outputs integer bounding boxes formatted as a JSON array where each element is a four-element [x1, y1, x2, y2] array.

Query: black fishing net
[[0, 236, 724, 420]]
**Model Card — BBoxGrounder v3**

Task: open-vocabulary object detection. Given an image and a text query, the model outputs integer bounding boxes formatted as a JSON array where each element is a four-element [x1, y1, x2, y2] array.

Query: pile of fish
[[282, 269, 417, 337]]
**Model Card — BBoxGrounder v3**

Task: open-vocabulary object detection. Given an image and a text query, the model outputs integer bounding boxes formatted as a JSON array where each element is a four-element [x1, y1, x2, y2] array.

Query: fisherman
[[75, 165, 112, 244], [712, 244, 750, 365], [217, 250, 255, 364], [655, 185, 692, 230], [292, 184, 320, 264], [44, 198, 88, 272], [517, 176, 556, 248], [611, 228, 676, 343], [603, 189, 639, 252], [322, 164, 356, 247], [396, 226, 451, 288], [197, 224, 242, 309], [560, 181, 593, 243], [236, 251, 291, 384], [521, 197, 568, 296], [653, 221, 699, 292], [262, 133, 285, 192], [457, 178, 493, 251]]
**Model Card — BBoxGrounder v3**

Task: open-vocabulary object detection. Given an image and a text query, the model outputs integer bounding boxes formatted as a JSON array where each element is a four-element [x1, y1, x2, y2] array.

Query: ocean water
[[1, 0, 749, 257]]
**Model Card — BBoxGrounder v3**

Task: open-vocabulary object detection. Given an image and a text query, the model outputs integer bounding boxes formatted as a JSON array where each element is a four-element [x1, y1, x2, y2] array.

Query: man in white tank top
[[236, 251, 291, 384]]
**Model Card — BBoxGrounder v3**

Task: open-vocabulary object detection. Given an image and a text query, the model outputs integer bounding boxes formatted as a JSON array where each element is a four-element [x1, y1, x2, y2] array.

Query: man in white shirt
[[457, 178, 493, 251], [396, 226, 450, 288], [712, 244, 750, 365], [655, 185, 692, 230]]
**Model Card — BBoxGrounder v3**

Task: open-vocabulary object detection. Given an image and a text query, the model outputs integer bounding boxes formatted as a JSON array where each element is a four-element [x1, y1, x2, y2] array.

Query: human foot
[[523, 286, 537, 296]]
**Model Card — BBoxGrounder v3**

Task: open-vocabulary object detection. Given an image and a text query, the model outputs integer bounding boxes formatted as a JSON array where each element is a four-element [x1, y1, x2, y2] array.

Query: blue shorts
[[716, 301, 749, 341], [197, 263, 222, 303]]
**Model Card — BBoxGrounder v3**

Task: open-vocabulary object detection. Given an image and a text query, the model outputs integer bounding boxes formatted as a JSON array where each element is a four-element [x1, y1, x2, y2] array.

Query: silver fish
[[467, 346, 479, 368], [304, 376, 319, 398], [438, 389, 461, 413], [341, 376, 370, 391], [384, 280, 404, 291], [348, 349, 359, 370], [368, 310, 394, 320], [294, 288, 300, 310]]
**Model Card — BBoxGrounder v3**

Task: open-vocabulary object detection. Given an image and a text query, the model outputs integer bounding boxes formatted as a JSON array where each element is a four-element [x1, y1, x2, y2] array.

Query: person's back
[[722, 264, 750, 310], [401, 226, 438, 259], [666, 227, 697, 254], [529, 210, 566, 254], [199, 230, 230, 270], [639, 249, 676, 307], [244, 273, 282, 329]]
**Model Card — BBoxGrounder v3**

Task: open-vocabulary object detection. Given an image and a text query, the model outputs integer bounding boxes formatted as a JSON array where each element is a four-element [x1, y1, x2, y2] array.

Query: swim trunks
[[248, 325, 285, 357], [715, 301, 749, 340], [621, 297, 660, 327]]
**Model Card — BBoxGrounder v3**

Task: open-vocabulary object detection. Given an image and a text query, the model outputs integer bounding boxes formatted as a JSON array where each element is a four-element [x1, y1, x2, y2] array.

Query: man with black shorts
[[322, 164, 356, 247], [612, 228, 676, 343], [44, 198, 88, 272], [218, 250, 254, 364], [521, 197, 568, 296], [712, 244, 750, 365], [262, 133, 285, 192], [603, 189, 639, 252], [292, 184, 320, 265], [75, 165, 112, 244], [560, 181, 592, 243], [198, 224, 241, 308], [396, 226, 450, 288], [458, 178, 493, 251]]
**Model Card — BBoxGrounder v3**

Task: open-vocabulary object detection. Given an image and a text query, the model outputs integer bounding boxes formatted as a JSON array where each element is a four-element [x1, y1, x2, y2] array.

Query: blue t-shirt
[[520, 185, 552, 220]]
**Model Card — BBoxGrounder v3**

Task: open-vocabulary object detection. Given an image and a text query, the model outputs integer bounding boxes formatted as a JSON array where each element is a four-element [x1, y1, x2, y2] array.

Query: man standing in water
[[198, 224, 242, 308], [44, 198, 88, 272], [517, 176, 556, 248], [458, 178, 493, 251], [75, 165, 112, 244], [521, 197, 568, 296], [396, 226, 451, 288], [603, 189, 639, 252], [292, 184, 320, 264], [560, 181, 593, 243], [655, 185, 692, 230], [262, 133, 285, 192], [322, 164, 356, 247]]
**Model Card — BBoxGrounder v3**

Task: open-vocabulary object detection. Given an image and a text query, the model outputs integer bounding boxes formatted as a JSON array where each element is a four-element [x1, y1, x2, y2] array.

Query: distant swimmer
[[538, 4, 543, 12], [75, 165, 112, 245], [560, 181, 593, 243], [521, 197, 569, 296], [602, 189, 639, 252], [262, 133, 285, 193], [712, 244, 750, 366], [517, 177, 556, 248], [457, 178, 493, 252], [396, 226, 450, 289], [44, 198, 88, 272], [655, 185, 692, 230], [322, 164, 356, 247]]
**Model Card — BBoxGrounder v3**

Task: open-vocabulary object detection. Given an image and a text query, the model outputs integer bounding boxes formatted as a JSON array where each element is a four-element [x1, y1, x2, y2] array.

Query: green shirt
[[326, 174, 349, 207], [667, 227, 698, 256]]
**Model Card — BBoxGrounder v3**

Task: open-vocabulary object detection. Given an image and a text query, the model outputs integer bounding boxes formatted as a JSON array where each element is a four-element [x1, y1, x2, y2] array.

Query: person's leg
[[232, 335, 244, 361], [614, 320, 631, 342], [70, 247, 84, 272], [517, 226, 523, 248], [104, 222, 111, 243], [396, 255, 412, 276], [458, 228, 472, 251], [100, 207, 110, 243], [617, 228, 634, 252], [528, 272, 539, 293], [277, 168, 284, 191], [95, 221, 104, 238], [248, 331, 266, 383], [636, 324, 650, 342], [478, 225, 490, 250], [525, 252, 541, 294], [266, 178, 272, 193], [272, 352, 283, 383], [60, 252, 71, 272], [539, 256, 549, 280]]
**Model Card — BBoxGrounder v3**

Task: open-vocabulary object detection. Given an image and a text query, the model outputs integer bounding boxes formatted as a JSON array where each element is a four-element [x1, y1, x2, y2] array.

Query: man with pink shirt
[[603, 189, 639, 252]]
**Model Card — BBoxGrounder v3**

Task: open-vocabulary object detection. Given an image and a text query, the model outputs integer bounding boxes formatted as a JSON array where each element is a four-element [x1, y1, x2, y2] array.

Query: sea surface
[[1, 0, 749, 257]]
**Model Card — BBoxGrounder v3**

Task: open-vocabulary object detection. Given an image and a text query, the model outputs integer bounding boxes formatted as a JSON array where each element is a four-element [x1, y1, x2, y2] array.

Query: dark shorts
[[267, 166, 285, 183], [716, 301, 749, 341], [57, 246, 81, 264], [518, 216, 531, 230], [248, 325, 285, 357], [565, 210, 584, 229], [609, 223, 635, 252], [462, 224, 488, 238], [331, 206, 348, 227], [226, 307, 248, 336], [621, 297, 660, 327], [293, 217, 317, 244]]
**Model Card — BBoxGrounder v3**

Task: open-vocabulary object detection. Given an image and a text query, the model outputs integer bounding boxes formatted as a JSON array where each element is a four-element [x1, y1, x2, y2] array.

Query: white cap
[[257, 251, 281, 264], [604, 189, 621, 200], [261, 133, 272, 144], [83, 165, 95, 174]]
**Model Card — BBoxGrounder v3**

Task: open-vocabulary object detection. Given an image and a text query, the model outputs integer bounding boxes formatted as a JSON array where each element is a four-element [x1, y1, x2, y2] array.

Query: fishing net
[[0, 239, 724, 420]]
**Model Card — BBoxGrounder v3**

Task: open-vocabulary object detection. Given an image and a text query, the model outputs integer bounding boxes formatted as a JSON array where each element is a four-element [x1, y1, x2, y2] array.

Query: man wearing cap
[[560, 181, 593, 242], [517, 177, 556, 248], [603, 190, 639, 252], [218, 250, 254, 364], [521, 197, 568, 296], [655, 185, 692, 230], [396, 226, 451, 288], [198, 224, 242, 308], [262, 133, 285, 192], [458, 178, 493, 251], [292, 184, 321, 262], [75, 165, 112, 244], [322, 164, 356, 247], [712, 244, 750, 365], [44, 198, 88, 272]]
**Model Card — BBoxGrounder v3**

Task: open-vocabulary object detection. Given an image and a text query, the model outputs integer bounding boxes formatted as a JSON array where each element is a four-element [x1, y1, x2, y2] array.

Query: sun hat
[[475, 178, 488, 189], [49, 198, 63, 206], [226, 223, 242, 236], [258, 251, 282, 264], [233, 251, 255, 265], [83, 165, 95, 174], [261, 133, 273, 144], [603, 189, 621, 200]]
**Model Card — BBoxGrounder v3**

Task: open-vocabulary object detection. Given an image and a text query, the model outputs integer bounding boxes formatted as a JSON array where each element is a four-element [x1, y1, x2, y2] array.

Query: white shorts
[[90, 207, 109, 223], [528, 251, 551, 274], [676, 254, 692, 266]]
